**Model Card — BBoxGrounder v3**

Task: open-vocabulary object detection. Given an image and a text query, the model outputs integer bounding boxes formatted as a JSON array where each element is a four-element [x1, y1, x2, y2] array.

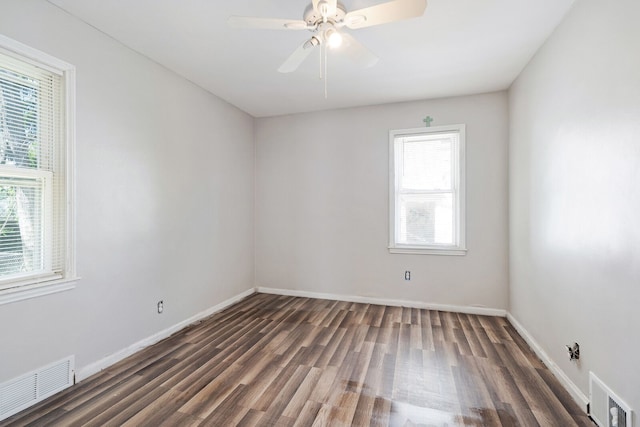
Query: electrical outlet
[[157, 300, 164, 314], [404, 271, 411, 280], [566, 342, 579, 361]]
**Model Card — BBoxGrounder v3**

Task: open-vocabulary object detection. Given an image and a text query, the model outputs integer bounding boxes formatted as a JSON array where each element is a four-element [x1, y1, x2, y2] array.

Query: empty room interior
[[0, 0, 638, 425]]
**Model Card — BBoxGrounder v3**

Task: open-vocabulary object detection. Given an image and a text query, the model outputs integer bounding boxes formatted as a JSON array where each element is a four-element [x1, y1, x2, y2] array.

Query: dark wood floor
[[2, 293, 593, 426]]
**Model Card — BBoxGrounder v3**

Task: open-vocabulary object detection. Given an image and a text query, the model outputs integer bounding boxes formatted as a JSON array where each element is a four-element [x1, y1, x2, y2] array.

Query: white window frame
[[0, 169, 53, 277], [389, 124, 466, 255], [0, 34, 77, 305]]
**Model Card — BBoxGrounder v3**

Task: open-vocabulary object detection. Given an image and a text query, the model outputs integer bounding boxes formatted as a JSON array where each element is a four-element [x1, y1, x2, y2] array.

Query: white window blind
[[0, 37, 75, 299], [389, 125, 466, 255]]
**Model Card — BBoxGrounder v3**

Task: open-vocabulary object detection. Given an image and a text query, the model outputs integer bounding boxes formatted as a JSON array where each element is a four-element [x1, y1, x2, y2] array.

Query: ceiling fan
[[228, 0, 428, 74]]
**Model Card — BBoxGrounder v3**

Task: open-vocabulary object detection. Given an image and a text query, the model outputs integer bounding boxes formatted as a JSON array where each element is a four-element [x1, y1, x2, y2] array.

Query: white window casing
[[389, 124, 466, 255], [0, 34, 77, 305]]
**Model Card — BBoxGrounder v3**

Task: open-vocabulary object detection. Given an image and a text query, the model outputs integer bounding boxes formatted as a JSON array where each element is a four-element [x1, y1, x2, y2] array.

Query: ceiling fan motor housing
[[304, 2, 346, 26]]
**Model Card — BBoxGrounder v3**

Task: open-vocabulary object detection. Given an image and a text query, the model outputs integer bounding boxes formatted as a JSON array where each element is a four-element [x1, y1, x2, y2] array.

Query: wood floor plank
[[198, 384, 249, 426], [281, 367, 323, 419], [158, 411, 202, 427], [307, 365, 339, 404], [39, 375, 149, 426], [235, 359, 283, 409], [292, 400, 323, 427], [1, 294, 594, 427], [261, 365, 312, 424], [369, 396, 391, 427], [118, 388, 189, 427], [235, 408, 264, 427], [251, 362, 301, 412]]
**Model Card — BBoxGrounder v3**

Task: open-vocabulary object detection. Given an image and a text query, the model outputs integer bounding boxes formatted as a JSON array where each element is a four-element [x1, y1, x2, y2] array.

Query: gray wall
[[0, 0, 255, 381], [509, 0, 640, 413], [255, 93, 509, 310]]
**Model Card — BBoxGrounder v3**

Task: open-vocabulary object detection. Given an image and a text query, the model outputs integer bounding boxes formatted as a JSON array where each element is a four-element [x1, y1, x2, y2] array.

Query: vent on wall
[[590, 371, 633, 427], [0, 356, 74, 421]]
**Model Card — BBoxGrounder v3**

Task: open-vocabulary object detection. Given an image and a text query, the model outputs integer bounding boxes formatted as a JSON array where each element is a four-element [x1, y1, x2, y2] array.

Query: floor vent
[[590, 372, 633, 427], [0, 356, 74, 422]]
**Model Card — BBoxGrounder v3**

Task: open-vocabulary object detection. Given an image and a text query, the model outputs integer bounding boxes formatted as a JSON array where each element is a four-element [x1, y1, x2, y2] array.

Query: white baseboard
[[256, 287, 506, 317], [506, 313, 589, 412], [75, 288, 256, 382]]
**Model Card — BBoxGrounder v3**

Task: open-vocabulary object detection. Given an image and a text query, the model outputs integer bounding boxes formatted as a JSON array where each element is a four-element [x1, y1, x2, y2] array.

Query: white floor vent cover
[[590, 372, 633, 427], [0, 356, 74, 421]]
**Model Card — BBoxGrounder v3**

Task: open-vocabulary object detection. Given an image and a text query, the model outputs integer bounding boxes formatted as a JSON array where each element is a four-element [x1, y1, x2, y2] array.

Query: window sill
[[0, 277, 80, 306], [389, 246, 467, 256]]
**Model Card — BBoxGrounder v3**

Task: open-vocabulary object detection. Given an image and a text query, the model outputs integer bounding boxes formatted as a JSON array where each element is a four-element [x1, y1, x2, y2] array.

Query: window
[[389, 124, 466, 255], [0, 35, 76, 304]]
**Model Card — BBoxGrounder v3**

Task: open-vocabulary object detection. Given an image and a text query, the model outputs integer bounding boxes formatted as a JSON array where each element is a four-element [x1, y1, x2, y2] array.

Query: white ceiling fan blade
[[345, 0, 427, 29], [228, 16, 311, 30], [340, 33, 379, 68], [278, 38, 319, 73]]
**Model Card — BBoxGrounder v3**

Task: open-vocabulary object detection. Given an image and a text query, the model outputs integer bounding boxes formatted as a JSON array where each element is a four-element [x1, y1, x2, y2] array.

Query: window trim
[[388, 124, 466, 256], [0, 34, 78, 305]]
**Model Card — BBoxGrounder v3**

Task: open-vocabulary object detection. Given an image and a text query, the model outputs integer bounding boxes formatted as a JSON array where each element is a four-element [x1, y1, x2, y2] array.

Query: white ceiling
[[47, 0, 575, 118]]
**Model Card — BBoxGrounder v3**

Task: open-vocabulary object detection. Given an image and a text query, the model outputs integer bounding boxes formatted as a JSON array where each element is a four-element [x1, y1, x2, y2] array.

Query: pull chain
[[317, 40, 329, 99], [324, 43, 328, 99], [319, 42, 323, 80]]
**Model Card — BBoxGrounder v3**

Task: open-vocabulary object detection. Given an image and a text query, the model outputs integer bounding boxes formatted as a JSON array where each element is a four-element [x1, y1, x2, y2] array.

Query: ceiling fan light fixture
[[304, 36, 321, 49], [325, 28, 343, 49]]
